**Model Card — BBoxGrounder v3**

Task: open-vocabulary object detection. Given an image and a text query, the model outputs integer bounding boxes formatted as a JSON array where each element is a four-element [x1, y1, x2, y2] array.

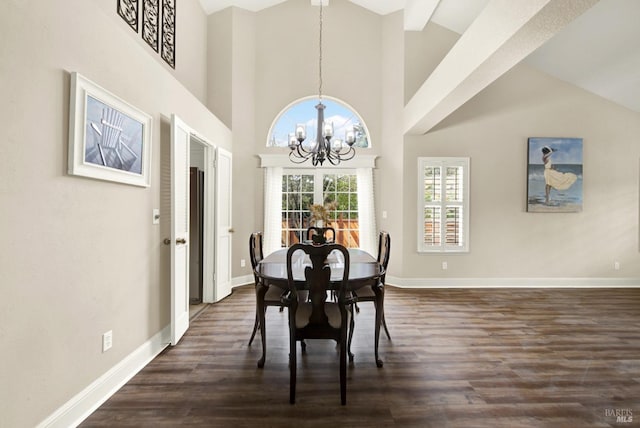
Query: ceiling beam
[[404, 0, 600, 135], [404, 0, 441, 31]]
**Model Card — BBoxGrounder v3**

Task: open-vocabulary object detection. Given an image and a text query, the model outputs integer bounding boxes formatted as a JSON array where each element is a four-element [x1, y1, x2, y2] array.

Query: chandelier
[[288, 2, 356, 166]]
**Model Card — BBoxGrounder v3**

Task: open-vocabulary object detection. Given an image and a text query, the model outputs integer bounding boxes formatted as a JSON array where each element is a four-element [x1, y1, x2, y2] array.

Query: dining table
[[256, 246, 386, 366]]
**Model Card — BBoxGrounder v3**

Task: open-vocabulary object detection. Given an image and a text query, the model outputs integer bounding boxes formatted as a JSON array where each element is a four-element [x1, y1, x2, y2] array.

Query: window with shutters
[[417, 157, 470, 253]]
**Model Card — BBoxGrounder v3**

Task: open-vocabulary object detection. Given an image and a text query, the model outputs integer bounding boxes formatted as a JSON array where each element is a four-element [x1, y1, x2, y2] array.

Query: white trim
[[37, 326, 171, 428], [232, 274, 254, 288], [259, 153, 377, 169], [193, 134, 216, 304], [417, 157, 470, 253], [386, 276, 640, 288], [232, 274, 640, 289], [263, 167, 283, 256], [357, 167, 377, 256]]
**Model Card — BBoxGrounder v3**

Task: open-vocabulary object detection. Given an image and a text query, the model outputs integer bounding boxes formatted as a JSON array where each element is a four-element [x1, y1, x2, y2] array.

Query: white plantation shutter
[[418, 158, 469, 253]]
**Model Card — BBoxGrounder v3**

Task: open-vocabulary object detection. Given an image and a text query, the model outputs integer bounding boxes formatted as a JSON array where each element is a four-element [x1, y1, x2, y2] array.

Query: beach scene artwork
[[527, 137, 583, 213]]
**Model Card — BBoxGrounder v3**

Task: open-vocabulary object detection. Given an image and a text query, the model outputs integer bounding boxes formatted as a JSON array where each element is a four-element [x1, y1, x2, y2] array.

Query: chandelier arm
[[289, 150, 313, 164], [295, 144, 312, 156], [326, 148, 341, 163], [327, 158, 339, 166], [290, 147, 308, 161], [336, 145, 356, 157], [340, 147, 356, 161]]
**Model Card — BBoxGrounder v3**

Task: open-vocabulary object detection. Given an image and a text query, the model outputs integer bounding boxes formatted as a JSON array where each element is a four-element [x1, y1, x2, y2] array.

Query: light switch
[[153, 209, 160, 225], [382, 210, 388, 219]]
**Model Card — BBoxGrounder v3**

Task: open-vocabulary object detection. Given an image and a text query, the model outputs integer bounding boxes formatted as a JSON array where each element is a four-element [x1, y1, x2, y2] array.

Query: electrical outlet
[[102, 330, 113, 352], [614, 261, 620, 270], [442, 261, 448, 270], [241, 259, 246, 268]]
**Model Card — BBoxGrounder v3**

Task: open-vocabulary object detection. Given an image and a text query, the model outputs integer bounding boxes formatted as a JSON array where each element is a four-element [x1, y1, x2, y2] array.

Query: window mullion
[[314, 170, 323, 205]]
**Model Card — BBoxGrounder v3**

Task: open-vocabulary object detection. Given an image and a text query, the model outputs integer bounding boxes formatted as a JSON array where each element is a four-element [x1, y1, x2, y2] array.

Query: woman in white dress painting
[[542, 145, 577, 205]]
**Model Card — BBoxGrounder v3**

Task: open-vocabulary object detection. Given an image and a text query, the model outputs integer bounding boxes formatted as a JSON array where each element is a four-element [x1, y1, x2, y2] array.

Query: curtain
[[263, 166, 283, 256], [357, 168, 377, 256]]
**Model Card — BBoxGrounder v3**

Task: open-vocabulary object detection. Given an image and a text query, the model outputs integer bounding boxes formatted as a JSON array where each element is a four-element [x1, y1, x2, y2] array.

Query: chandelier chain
[[318, 3, 323, 101]]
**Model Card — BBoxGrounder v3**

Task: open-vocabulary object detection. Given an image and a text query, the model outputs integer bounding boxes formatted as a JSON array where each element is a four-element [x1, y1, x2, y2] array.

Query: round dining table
[[255, 246, 386, 367], [257, 247, 382, 290]]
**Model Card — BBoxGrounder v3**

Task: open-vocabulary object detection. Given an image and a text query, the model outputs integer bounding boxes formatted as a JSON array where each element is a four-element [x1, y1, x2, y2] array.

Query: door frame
[[170, 116, 218, 305], [184, 131, 227, 303], [190, 134, 216, 303]]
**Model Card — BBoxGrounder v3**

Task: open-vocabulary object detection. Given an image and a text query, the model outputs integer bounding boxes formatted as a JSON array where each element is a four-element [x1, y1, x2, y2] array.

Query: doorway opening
[[189, 136, 213, 317]]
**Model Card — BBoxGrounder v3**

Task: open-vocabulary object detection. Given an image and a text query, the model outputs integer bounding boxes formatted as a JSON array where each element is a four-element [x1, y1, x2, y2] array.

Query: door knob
[[229, 228, 235, 233], [164, 238, 187, 245]]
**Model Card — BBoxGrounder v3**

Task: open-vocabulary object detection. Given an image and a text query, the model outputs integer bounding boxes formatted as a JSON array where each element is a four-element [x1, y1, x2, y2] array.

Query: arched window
[[267, 97, 371, 149]]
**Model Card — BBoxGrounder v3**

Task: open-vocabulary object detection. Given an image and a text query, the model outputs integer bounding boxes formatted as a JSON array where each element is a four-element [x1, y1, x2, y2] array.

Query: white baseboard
[[232, 274, 253, 288], [37, 325, 171, 428], [386, 276, 640, 288], [233, 274, 640, 289]]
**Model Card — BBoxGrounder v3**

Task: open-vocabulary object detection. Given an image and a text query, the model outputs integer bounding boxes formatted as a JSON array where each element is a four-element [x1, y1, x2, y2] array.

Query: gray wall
[[0, 0, 230, 426], [2, 0, 639, 425], [402, 22, 640, 280], [207, 1, 386, 279], [214, 0, 639, 282]]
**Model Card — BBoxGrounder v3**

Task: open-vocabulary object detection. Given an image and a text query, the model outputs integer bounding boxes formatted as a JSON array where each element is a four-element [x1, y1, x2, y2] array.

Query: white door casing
[[170, 114, 190, 345], [215, 147, 233, 301]]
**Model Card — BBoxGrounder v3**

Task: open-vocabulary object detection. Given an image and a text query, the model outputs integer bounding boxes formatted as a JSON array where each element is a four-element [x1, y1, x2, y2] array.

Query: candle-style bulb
[[323, 121, 333, 139], [288, 133, 298, 149], [295, 124, 306, 142], [345, 127, 356, 146]]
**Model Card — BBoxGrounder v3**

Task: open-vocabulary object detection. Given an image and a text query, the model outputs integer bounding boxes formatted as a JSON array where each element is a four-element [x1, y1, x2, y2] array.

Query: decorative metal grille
[[142, 0, 159, 52], [117, 0, 139, 32], [161, 0, 176, 68]]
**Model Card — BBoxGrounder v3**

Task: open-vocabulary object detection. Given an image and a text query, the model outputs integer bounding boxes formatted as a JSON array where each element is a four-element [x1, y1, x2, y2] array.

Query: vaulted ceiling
[[199, 0, 640, 133]]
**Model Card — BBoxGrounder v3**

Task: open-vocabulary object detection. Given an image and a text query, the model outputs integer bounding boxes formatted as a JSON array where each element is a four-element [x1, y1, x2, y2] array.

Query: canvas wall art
[[527, 137, 583, 212], [68, 72, 152, 187]]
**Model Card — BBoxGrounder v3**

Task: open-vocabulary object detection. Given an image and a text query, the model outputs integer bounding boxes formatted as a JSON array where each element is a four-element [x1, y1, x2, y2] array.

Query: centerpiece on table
[[308, 201, 337, 244]]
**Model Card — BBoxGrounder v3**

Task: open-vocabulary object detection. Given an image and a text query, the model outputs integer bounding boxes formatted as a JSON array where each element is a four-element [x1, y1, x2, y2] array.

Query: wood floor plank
[[80, 286, 640, 427]]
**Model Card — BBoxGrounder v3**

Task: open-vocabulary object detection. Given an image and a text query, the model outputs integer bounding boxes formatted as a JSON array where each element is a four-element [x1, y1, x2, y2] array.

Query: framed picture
[[68, 72, 152, 187], [527, 137, 583, 212]]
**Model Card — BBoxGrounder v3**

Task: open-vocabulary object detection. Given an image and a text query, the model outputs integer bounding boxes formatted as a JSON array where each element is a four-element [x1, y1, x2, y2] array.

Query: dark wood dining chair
[[283, 243, 354, 405], [248, 232, 288, 368], [351, 231, 391, 367], [306, 226, 336, 243]]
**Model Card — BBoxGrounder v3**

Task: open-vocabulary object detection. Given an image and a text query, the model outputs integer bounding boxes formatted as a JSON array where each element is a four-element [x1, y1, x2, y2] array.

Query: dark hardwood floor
[[81, 286, 640, 427]]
